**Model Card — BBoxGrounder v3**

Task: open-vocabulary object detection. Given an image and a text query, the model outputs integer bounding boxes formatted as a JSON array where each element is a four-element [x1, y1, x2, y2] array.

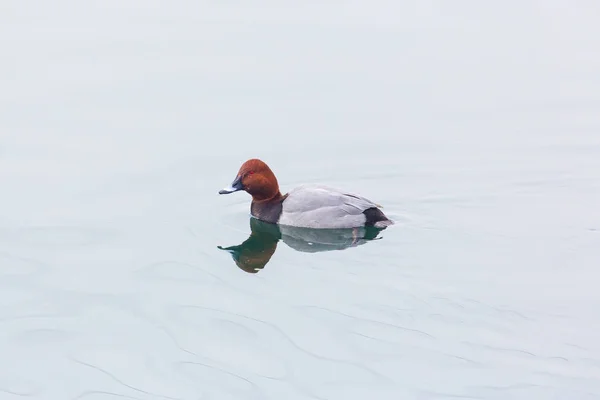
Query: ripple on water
[[0, 377, 41, 397], [72, 391, 143, 400], [166, 305, 288, 380], [174, 361, 264, 400]]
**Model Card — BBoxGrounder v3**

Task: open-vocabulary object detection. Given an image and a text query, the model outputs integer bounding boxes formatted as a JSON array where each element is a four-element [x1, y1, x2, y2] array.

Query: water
[[1, 1, 600, 399]]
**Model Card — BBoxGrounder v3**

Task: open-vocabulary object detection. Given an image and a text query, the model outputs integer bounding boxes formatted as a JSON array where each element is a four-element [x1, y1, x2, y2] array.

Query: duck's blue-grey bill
[[218, 176, 243, 194]]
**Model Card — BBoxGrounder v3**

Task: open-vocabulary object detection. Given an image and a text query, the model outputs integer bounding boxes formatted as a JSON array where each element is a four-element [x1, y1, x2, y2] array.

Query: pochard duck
[[219, 159, 393, 229]]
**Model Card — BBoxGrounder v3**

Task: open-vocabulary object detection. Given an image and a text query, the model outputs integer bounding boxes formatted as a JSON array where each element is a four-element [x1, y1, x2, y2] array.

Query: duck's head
[[219, 158, 280, 201]]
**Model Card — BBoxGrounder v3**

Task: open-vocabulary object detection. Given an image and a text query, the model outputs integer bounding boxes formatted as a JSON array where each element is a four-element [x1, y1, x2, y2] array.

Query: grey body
[[277, 184, 390, 229]]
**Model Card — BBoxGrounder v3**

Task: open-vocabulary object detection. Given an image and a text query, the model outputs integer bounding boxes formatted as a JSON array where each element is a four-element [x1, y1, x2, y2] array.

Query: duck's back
[[278, 184, 392, 229]]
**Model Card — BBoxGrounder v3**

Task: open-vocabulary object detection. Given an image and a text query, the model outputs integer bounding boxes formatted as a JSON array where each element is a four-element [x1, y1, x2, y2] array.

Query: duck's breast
[[278, 184, 380, 229]]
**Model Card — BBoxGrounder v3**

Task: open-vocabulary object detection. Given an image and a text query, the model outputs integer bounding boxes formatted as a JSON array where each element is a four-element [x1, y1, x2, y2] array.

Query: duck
[[219, 159, 394, 229]]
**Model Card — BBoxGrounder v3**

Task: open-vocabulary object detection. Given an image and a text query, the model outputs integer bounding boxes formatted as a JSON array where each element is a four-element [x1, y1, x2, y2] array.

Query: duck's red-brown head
[[219, 159, 281, 201]]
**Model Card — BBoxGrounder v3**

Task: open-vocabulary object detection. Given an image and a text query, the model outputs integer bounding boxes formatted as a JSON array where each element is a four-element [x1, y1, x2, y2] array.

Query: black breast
[[251, 195, 286, 224]]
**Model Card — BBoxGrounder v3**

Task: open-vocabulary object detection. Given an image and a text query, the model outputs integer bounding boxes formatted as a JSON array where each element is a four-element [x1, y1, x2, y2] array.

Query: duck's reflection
[[218, 217, 387, 273]]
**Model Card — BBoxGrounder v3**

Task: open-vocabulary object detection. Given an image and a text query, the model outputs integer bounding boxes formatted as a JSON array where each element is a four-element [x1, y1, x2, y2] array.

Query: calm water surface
[[1, 2, 600, 399]]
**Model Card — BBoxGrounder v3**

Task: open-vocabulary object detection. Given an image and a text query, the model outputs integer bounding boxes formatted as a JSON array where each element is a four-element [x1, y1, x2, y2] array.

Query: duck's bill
[[218, 176, 243, 194], [219, 186, 241, 194]]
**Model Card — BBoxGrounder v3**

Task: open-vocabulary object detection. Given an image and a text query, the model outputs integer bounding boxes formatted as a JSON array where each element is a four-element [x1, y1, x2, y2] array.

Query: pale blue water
[[1, 2, 600, 399]]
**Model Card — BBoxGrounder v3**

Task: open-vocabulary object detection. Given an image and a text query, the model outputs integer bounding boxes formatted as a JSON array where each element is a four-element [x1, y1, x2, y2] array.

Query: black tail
[[363, 207, 393, 228]]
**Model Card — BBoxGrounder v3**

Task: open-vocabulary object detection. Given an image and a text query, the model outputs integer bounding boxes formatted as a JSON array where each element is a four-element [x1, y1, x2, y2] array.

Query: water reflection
[[218, 218, 387, 273]]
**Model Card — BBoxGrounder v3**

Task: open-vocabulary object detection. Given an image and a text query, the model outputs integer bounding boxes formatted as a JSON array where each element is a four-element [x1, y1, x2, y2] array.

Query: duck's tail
[[363, 207, 394, 228]]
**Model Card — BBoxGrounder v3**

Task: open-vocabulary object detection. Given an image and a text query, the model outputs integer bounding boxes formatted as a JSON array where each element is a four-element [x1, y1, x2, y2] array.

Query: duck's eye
[[248, 171, 254, 175]]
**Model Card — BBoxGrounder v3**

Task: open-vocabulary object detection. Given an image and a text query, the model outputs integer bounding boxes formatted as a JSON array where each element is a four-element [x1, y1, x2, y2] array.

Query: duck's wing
[[279, 185, 381, 228]]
